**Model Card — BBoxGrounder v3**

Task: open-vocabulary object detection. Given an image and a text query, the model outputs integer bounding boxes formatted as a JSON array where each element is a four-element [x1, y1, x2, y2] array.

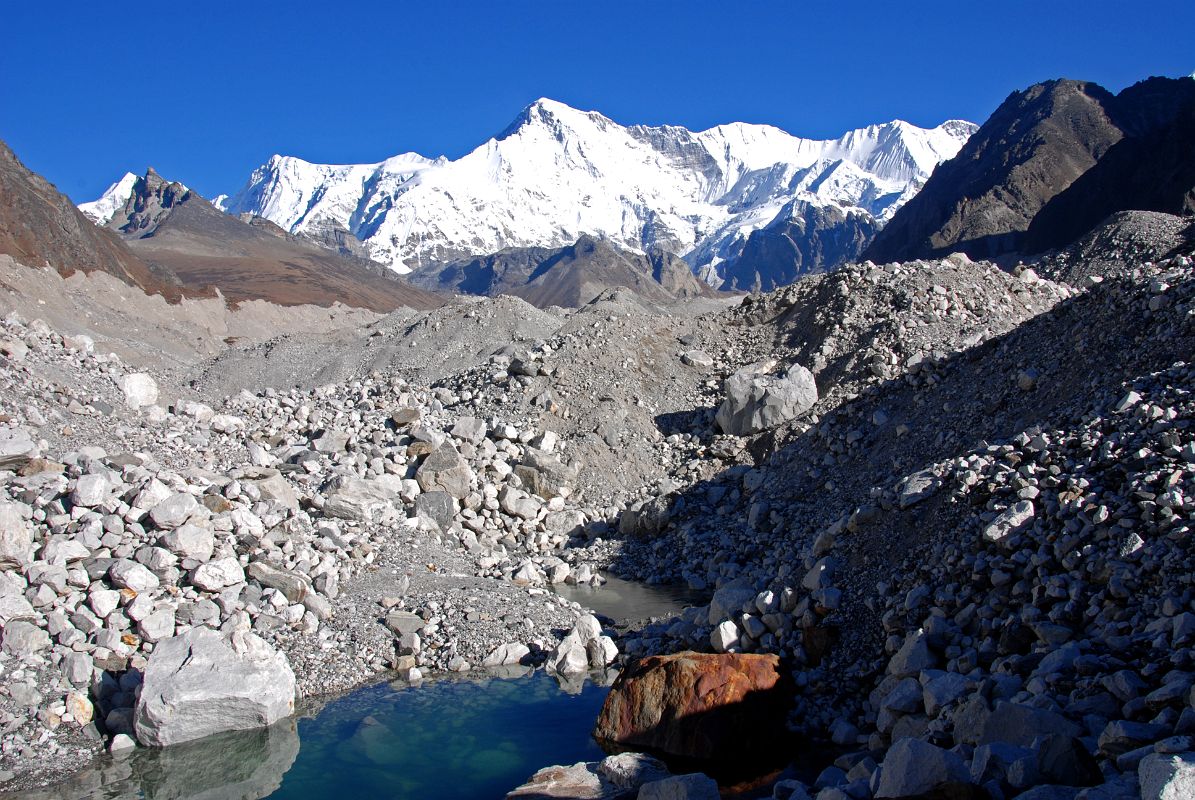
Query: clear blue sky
[[4, 0, 1192, 203]]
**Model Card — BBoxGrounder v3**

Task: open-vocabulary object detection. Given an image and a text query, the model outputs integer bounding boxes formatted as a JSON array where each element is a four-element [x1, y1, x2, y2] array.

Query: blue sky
[[4, 1, 1192, 203]]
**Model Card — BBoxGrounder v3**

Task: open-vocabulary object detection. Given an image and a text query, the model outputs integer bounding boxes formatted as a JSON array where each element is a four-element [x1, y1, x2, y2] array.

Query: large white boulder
[[715, 363, 818, 436], [119, 373, 159, 409], [134, 627, 295, 747], [0, 502, 35, 568]]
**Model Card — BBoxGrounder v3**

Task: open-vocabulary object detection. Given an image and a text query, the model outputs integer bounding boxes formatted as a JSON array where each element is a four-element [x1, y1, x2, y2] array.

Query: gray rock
[[414, 491, 456, 531], [64, 652, 94, 685], [983, 500, 1035, 546], [483, 643, 531, 667], [311, 430, 349, 453], [149, 493, 199, 530], [385, 610, 425, 637], [981, 701, 1081, 747], [246, 562, 309, 603], [637, 773, 721, 800], [514, 447, 578, 500], [415, 443, 474, 499], [159, 524, 215, 562], [771, 780, 813, 800], [506, 761, 607, 798], [681, 350, 714, 368], [972, 741, 1033, 784], [711, 620, 740, 653], [587, 636, 619, 668], [190, 557, 245, 592], [1, 620, 50, 656], [881, 677, 923, 714], [597, 753, 671, 790], [0, 502, 35, 567], [450, 417, 487, 444], [898, 469, 940, 508], [108, 559, 161, 593], [875, 737, 971, 798], [708, 583, 757, 624], [546, 631, 589, 675], [500, 486, 541, 521], [923, 671, 971, 716], [137, 608, 177, 643], [248, 471, 300, 512], [323, 476, 396, 522], [1100, 720, 1170, 757], [1013, 788, 1082, 800], [119, 373, 159, 409], [887, 631, 936, 677], [1140, 752, 1195, 800], [134, 627, 295, 747], [715, 363, 818, 436], [71, 474, 109, 508], [0, 427, 37, 470]]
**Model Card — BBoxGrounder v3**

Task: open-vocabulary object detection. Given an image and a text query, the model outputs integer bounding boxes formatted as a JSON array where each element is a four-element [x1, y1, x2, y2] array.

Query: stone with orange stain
[[593, 651, 792, 761]]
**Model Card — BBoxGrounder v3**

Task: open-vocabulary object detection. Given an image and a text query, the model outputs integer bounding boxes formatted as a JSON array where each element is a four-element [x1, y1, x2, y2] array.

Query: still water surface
[[15, 577, 702, 799]]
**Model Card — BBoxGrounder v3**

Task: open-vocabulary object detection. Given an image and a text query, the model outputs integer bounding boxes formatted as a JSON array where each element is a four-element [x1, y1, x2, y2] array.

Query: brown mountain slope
[[865, 76, 1195, 263], [107, 170, 441, 312], [0, 140, 180, 299], [408, 234, 723, 308]]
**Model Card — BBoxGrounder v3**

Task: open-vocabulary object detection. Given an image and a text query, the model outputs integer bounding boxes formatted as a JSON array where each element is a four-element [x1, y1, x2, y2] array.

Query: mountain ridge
[[198, 98, 975, 285], [99, 168, 441, 312], [865, 76, 1195, 263], [406, 233, 725, 308]]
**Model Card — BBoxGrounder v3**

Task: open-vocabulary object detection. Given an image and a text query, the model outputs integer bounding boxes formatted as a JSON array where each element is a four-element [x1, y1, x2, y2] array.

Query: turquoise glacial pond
[[17, 670, 611, 800], [15, 577, 709, 800]]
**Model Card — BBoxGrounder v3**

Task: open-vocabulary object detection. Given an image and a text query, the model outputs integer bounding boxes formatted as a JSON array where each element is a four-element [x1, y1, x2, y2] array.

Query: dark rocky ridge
[[719, 200, 879, 292], [865, 76, 1195, 263], [407, 234, 724, 308], [106, 170, 441, 312]]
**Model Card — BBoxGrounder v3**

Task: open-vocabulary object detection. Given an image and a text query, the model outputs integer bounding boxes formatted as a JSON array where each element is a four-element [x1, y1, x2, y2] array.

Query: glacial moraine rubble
[[1, 222, 1194, 798]]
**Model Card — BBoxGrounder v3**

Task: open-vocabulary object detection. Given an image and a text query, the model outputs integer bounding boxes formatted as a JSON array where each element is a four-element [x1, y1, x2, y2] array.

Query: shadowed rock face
[[865, 76, 1195, 263], [720, 201, 879, 292], [0, 140, 179, 299], [593, 651, 791, 762], [407, 234, 722, 308]]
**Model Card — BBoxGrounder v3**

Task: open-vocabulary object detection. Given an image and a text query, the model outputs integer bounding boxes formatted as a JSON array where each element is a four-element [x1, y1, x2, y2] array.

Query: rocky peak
[[110, 169, 193, 237]]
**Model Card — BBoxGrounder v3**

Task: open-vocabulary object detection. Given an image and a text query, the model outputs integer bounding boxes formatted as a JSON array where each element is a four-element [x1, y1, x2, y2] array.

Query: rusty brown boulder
[[593, 651, 792, 761]]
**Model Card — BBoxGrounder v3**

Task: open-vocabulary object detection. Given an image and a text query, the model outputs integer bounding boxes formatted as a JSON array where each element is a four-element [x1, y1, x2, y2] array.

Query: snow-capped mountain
[[217, 100, 975, 282], [75, 101, 971, 287], [78, 172, 139, 225]]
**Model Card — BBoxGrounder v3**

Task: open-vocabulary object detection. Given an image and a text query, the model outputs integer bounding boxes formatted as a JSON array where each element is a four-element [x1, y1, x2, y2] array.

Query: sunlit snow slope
[[164, 101, 979, 280]]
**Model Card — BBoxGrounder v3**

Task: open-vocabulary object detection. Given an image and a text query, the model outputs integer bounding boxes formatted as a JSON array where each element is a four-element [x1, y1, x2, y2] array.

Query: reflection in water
[[551, 573, 707, 624], [7, 719, 299, 800], [9, 671, 610, 800]]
